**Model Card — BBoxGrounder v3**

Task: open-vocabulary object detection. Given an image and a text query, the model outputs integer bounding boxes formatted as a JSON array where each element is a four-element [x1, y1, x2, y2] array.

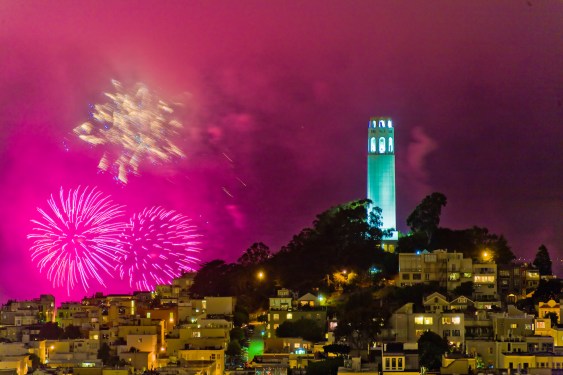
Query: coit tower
[[367, 117, 398, 246]]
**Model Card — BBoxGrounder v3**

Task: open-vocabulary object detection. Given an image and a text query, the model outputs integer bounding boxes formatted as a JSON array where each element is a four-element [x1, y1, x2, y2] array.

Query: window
[[392, 358, 396, 369], [385, 358, 390, 369], [146, 312, 151, 319], [413, 273, 422, 280], [452, 330, 460, 336], [452, 317, 461, 325], [273, 314, 279, 321], [402, 273, 410, 280], [425, 273, 430, 281], [536, 321, 546, 329], [379, 120, 385, 127], [388, 120, 393, 128], [415, 317, 423, 325], [443, 330, 450, 336], [379, 137, 386, 153], [424, 317, 433, 325], [388, 137, 394, 152], [510, 323, 517, 329], [489, 347, 493, 354], [370, 137, 376, 153], [398, 358, 403, 369], [286, 313, 293, 320]]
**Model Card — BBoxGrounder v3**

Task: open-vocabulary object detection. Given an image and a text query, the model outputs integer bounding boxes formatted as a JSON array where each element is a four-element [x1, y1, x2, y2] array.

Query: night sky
[[1, 1, 561, 302]]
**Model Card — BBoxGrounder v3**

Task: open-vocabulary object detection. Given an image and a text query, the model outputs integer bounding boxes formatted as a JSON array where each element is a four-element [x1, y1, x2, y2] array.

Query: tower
[[367, 117, 398, 247]]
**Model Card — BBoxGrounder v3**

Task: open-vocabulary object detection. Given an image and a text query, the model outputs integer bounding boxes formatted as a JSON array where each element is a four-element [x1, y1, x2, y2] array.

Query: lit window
[[286, 313, 293, 320], [370, 137, 376, 153], [452, 317, 461, 325], [379, 120, 385, 127], [424, 317, 433, 325], [388, 137, 393, 152], [273, 314, 279, 321], [388, 120, 393, 128], [146, 313, 151, 319], [379, 137, 386, 153], [536, 321, 546, 329], [415, 317, 423, 325], [398, 357, 403, 369], [510, 323, 517, 329]]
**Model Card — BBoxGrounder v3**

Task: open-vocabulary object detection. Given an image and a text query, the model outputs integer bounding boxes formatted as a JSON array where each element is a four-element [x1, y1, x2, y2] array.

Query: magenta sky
[[1, 1, 561, 303]]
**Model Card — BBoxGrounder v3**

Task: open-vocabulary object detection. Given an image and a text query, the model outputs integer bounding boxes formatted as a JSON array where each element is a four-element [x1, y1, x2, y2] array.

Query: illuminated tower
[[367, 117, 398, 246]]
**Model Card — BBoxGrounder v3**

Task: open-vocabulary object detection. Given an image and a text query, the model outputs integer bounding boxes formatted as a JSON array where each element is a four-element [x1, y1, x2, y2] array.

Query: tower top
[[368, 117, 393, 129]]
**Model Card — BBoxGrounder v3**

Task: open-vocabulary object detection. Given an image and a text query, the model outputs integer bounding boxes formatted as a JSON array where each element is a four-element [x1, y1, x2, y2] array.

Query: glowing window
[[273, 314, 279, 321], [372, 120, 377, 128], [452, 317, 461, 325], [415, 316, 423, 325], [379, 120, 385, 127], [510, 323, 517, 329], [286, 313, 293, 320], [146, 313, 151, 319], [388, 137, 393, 152], [370, 137, 376, 153], [388, 120, 393, 128], [379, 137, 386, 153], [536, 321, 546, 329], [424, 317, 433, 325]]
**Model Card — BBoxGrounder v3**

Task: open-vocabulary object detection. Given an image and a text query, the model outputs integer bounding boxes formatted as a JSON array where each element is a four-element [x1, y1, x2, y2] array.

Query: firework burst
[[117, 207, 200, 291], [28, 187, 126, 295], [74, 80, 185, 184]]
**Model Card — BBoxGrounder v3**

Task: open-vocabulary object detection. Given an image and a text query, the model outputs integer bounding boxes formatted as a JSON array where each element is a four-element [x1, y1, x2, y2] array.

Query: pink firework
[[117, 207, 200, 291], [28, 187, 126, 294]]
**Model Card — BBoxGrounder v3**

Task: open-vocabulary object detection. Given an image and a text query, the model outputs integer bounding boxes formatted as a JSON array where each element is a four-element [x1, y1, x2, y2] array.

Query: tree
[[334, 289, 386, 354], [190, 259, 236, 297], [63, 324, 83, 339], [38, 322, 64, 340], [270, 199, 393, 291], [97, 343, 111, 365], [533, 245, 553, 276], [276, 319, 324, 342], [418, 331, 450, 370], [237, 242, 271, 266], [453, 281, 474, 297], [28, 353, 41, 370], [406, 192, 447, 244]]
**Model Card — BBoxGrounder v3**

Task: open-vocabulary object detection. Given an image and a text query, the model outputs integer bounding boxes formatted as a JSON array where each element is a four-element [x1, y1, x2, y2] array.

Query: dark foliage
[[334, 289, 387, 352], [533, 245, 553, 276], [276, 318, 324, 342], [306, 358, 344, 375], [418, 330, 450, 370], [406, 192, 447, 243]]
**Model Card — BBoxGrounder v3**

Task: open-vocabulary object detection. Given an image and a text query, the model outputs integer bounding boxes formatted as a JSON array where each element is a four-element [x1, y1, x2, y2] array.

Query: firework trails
[[74, 80, 185, 184], [28, 187, 126, 295], [117, 207, 200, 291]]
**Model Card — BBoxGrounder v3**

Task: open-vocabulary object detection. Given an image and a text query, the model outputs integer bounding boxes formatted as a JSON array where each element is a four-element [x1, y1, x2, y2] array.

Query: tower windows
[[388, 137, 394, 152], [388, 120, 393, 128], [379, 137, 386, 153], [379, 120, 385, 128], [370, 137, 376, 153]]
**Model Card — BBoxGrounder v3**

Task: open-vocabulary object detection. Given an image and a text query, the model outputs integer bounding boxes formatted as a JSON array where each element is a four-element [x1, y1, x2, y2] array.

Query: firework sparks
[[74, 80, 185, 184], [117, 207, 200, 291], [28, 187, 126, 295]]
